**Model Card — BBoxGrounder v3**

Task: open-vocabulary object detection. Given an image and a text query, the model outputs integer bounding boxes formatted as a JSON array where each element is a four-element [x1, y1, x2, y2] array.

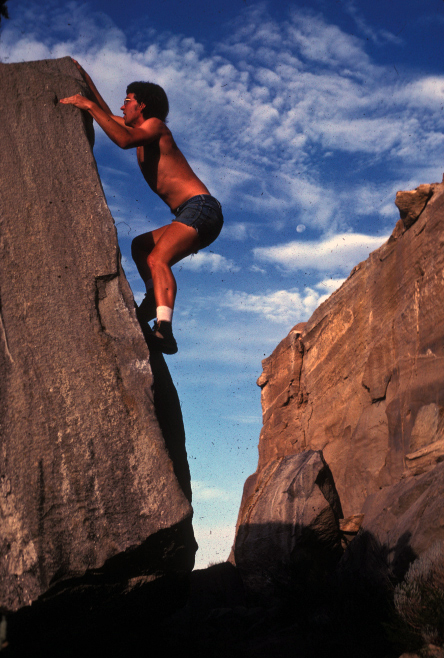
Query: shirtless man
[[60, 62, 223, 354]]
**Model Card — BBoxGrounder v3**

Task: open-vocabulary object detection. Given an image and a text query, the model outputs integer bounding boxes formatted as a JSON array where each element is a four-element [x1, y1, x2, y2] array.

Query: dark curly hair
[[126, 81, 169, 122]]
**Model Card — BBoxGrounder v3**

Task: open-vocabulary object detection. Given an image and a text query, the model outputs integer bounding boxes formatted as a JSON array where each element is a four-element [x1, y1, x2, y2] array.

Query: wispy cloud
[[180, 251, 240, 273], [218, 222, 260, 242], [316, 277, 346, 294], [192, 481, 234, 502], [254, 232, 389, 274], [2, 1, 444, 233], [219, 283, 342, 323], [342, 0, 403, 46]]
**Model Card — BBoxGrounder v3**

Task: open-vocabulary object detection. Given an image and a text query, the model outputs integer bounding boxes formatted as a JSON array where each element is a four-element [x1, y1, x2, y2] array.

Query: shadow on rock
[[2, 524, 422, 657], [158, 527, 416, 658]]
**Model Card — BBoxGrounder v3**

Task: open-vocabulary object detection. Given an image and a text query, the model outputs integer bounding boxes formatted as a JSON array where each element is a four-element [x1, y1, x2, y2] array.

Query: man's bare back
[[60, 64, 223, 354]]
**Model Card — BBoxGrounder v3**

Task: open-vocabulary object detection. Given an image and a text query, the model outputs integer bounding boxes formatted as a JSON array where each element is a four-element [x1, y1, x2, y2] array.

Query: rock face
[[233, 451, 343, 598], [232, 180, 444, 585], [253, 180, 444, 518], [0, 57, 195, 613], [362, 461, 444, 577], [255, 324, 307, 467]]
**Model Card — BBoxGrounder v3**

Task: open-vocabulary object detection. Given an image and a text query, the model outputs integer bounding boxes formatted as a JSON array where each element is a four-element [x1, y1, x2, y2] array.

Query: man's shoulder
[[134, 118, 172, 146], [140, 117, 169, 133]]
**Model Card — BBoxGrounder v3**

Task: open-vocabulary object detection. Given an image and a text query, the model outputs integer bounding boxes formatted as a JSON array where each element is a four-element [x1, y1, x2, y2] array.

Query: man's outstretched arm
[[59, 94, 162, 149], [72, 60, 125, 127]]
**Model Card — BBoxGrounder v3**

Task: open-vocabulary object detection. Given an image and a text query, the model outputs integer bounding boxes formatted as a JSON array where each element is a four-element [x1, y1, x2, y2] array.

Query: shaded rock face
[[189, 562, 246, 613], [254, 181, 444, 517], [362, 460, 444, 578], [233, 451, 343, 599], [0, 57, 195, 612]]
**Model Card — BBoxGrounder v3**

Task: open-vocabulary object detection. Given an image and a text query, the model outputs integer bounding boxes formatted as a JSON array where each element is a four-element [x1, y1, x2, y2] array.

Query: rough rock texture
[[395, 184, 433, 230], [233, 450, 343, 598], [251, 180, 444, 518], [361, 461, 444, 577], [256, 322, 307, 465], [0, 57, 195, 613]]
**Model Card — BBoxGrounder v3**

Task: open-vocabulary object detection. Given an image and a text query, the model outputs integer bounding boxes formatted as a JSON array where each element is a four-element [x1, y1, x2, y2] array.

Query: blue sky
[[2, 0, 444, 567]]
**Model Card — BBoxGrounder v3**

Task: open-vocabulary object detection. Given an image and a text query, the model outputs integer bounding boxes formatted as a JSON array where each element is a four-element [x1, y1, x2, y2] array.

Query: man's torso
[[136, 125, 209, 210]]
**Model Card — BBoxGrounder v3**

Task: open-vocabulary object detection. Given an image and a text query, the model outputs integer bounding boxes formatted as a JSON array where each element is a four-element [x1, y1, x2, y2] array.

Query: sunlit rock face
[[230, 180, 444, 576], [251, 180, 444, 519], [0, 57, 195, 612]]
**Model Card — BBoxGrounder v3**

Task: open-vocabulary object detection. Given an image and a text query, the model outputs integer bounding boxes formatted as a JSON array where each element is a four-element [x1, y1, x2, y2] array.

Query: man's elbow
[[118, 136, 137, 150], [113, 138, 132, 150]]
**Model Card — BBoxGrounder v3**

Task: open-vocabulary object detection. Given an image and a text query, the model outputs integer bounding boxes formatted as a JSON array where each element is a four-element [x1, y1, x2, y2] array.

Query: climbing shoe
[[146, 320, 178, 355]]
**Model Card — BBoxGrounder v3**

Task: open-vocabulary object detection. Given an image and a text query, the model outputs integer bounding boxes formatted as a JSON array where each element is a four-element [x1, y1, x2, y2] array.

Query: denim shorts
[[172, 194, 224, 250]]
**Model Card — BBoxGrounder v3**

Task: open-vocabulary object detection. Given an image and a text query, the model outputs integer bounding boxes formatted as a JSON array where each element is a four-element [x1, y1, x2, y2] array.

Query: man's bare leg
[[131, 222, 201, 352], [132, 227, 168, 322]]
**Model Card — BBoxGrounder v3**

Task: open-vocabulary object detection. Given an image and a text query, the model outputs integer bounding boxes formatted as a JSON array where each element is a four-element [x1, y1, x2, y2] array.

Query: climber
[[60, 60, 223, 355]]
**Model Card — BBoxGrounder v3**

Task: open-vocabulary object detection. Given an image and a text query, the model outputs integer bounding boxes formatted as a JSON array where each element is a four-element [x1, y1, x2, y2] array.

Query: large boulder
[[0, 57, 195, 615], [233, 450, 343, 599]]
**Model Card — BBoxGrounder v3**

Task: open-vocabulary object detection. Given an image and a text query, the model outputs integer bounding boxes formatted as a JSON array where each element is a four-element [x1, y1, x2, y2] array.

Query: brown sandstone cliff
[[255, 181, 444, 517], [0, 57, 196, 614], [232, 180, 444, 575]]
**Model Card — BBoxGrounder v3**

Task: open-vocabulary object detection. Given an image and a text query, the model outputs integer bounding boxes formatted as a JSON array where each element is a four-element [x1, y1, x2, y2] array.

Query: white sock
[[157, 306, 173, 323]]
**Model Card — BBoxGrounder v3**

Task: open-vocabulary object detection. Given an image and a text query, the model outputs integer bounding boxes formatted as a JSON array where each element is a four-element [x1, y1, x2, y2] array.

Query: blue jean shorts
[[172, 194, 224, 250]]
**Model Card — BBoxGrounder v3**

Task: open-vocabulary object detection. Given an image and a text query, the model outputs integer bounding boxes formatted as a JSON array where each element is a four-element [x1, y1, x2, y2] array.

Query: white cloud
[[254, 233, 389, 274], [220, 222, 249, 241], [250, 264, 267, 274], [180, 252, 240, 273], [315, 117, 409, 154], [220, 287, 325, 323], [192, 481, 233, 502], [342, 0, 402, 46], [315, 277, 346, 294], [287, 11, 372, 69], [3, 0, 444, 229], [222, 414, 261, 424], [401, 77, 444, 110]]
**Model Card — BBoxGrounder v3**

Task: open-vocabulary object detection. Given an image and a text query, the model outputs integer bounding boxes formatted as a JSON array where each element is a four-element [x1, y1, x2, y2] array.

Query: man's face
[[121, 93, 145, 126]]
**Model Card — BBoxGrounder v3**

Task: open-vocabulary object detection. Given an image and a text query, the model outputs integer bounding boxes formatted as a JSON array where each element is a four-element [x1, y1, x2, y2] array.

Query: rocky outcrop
[[230, 179, 444, 605], [395, 183, 434, 230], [0, 57, 195, 614], [233, 450, 343, 599], [255, 324, 307, 464], [251, 180, 444, 519]]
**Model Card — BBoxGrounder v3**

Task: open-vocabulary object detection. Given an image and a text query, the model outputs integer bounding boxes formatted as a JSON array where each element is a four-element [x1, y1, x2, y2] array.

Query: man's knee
[[146, 250, 160, 271], [146, 248, 172, 275]]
